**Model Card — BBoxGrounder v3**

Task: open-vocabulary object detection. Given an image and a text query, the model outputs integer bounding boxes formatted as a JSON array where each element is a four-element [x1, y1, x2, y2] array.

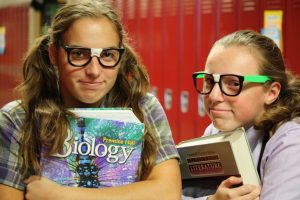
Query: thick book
[[177, 128, 260, 198], [40, 108, 144, 188]]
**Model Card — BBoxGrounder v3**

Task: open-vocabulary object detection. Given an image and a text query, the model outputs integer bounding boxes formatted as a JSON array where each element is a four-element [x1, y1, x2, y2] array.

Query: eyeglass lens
[[195, 73, 242, 96], [67, 47, 122, 67]]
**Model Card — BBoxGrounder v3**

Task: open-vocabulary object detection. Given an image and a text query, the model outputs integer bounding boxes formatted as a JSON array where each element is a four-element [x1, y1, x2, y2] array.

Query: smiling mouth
[[80, 81, 104, 89], [210, 108, 231, 115]]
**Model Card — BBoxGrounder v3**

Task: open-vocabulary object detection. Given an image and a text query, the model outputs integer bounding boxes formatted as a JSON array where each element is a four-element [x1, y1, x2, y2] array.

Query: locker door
[[238, 0, 260, 31], [260, 0, 285, 47], [162, 0, 180, 143], [123, 0, 138, 48], [0, 5, 28, 107], [137, 0, 150, 70], [178, 0, 197, 142], [148, 0, 164, 101], [284, 0, 300, 75], [194, 0, 217, 137], [217, 0, 238, 39]]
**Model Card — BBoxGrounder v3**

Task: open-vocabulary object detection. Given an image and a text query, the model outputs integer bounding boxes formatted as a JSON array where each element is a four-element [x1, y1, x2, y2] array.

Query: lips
[[79, 80, 104, 89], [209, 107, 231, 117]]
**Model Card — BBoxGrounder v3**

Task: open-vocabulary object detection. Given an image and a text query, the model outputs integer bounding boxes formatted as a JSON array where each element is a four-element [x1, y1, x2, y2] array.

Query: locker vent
[[221, 0, 233, 13], [265, 0, 282, 9], [139, 0, 148, 18], [201, 0, 213, 14], [167, 0, 178, 16], [184, 0, 195, 15], [153, 0, 162, 18], [242, 0, 256, 12], [127, 0, 135, 19], [292, 0, 300, 9]]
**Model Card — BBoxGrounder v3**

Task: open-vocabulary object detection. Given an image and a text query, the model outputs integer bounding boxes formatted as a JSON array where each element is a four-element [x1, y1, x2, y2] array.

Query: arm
[[259, 120, 300, 200], [25, 158, 181, 200], [0, 184, 24, 200], [0, 103, 26, 199], [26, 94, 181, 200]]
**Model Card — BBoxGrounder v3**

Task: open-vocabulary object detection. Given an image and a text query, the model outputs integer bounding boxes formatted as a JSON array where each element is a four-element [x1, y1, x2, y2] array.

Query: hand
[[208, 176, 261, 200], [24, 176, 63, 200]]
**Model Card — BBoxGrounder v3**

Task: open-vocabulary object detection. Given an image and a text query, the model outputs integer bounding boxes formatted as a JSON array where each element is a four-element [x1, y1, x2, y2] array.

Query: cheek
[[58, 60, 81, 89], [203, 96, 210, 111], [105, 68, 119, 86], [231, 92, 266, 123]]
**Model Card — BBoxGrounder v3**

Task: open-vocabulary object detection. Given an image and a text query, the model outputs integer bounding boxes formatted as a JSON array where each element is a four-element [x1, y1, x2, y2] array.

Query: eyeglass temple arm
[[244, 75, 271, 83]]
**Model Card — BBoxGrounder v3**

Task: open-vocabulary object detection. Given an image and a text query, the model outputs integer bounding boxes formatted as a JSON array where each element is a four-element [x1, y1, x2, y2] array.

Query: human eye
[[202, 75, 214, 91], [204, 76, 214, 86], [222, 76, 241, 90], [100, 49, 118, 61], [70, 48, 90, 60]]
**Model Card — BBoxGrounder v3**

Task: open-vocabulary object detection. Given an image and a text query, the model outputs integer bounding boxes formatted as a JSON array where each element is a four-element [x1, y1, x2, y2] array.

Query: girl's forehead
[[205, 46, 261, 75], [62, 17, 120, 47]]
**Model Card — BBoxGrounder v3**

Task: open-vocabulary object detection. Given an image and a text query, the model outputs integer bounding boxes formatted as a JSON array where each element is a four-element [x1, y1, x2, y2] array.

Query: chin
[[213, 122, 239, 132], [76, 98, 102, 107]]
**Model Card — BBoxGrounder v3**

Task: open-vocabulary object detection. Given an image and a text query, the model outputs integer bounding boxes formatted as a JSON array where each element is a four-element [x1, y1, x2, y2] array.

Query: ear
[[48, 44, 57, 65], [265, 82, 281, 105]]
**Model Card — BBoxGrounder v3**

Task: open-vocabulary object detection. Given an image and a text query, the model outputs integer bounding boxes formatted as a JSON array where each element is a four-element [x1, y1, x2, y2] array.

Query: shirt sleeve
[[140, 93, 179, 164], [260, 119, 300, 200], [0, 108, 25, 190]]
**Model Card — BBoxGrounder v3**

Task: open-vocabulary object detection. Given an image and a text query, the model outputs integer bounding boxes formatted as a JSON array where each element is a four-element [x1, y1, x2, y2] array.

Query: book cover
[[177, 128, 260, 197], [40, 108, 144, 188]]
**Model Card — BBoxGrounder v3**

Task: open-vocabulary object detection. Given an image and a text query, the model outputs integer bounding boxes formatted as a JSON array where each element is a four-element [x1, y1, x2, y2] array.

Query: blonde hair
[[213, 30, 300, 136]]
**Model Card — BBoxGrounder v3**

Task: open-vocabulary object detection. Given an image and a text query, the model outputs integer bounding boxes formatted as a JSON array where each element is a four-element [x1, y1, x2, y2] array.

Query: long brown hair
[[213, 30, 300, 136], [18, 0, 157, 180]]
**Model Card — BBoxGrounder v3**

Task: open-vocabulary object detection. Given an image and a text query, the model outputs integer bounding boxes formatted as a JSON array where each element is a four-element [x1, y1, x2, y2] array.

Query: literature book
[[177, 128, 260, 198], [40, 108, 144, 188]]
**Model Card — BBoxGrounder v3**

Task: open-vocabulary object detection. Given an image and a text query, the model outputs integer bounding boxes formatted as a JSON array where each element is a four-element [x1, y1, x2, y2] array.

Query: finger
[[220, 176, 243, 188], [24, 175, 41, 184], [237, 185, 261, 199]]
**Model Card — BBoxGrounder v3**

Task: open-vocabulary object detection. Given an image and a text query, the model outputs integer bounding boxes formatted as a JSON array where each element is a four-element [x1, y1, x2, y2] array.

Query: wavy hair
[[18, 0, 157, 179], [213, 30, 300, 137]]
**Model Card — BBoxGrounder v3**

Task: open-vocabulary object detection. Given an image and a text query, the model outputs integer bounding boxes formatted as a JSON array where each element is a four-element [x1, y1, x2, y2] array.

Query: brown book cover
[[177, 128, 260, 197]]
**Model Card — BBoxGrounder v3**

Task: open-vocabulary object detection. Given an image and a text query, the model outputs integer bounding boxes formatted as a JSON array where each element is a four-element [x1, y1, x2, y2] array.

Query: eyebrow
[[65, 44, 120, 49]]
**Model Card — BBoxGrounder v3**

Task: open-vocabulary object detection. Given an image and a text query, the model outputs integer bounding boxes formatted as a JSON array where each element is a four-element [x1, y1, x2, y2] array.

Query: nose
[[208, 82, 224, 102], [85, 56, 101, 77]]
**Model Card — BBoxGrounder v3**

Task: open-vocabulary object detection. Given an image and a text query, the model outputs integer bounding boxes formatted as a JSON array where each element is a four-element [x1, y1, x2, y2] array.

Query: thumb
[[24, 175, 41, 184], [220, 176, 243, 188]]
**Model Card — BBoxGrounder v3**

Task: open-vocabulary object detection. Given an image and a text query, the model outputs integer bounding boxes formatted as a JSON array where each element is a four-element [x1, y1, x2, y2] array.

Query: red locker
[[161, 0, 180, 143], [238, 0, 260, 31], [0, 5, 28, 107], [259, 0, 285, 36], [178, 0, 197, 142], [148, 0, 164, 101], [260, 0, 285, 10], [137, 0, 150, 70], [123, 0, 138, 50], [194, 0, 217, 138], [284, 0, 300, 75], [259, 0, 300, 73], [217, 0, 238, 39]]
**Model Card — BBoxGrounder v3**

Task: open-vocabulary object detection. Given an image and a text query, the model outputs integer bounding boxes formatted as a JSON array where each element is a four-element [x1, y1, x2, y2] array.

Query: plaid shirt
[[0, 93, 179, 190]]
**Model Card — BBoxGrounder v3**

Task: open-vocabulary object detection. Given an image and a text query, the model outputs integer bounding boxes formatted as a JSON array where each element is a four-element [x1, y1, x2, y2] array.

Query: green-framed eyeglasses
[[192, 71, 272, 96]]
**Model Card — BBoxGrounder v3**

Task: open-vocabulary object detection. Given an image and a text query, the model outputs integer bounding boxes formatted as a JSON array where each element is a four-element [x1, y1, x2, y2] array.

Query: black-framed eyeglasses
[[61, 44, 125, 68], [192, 71, 272, 96]]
